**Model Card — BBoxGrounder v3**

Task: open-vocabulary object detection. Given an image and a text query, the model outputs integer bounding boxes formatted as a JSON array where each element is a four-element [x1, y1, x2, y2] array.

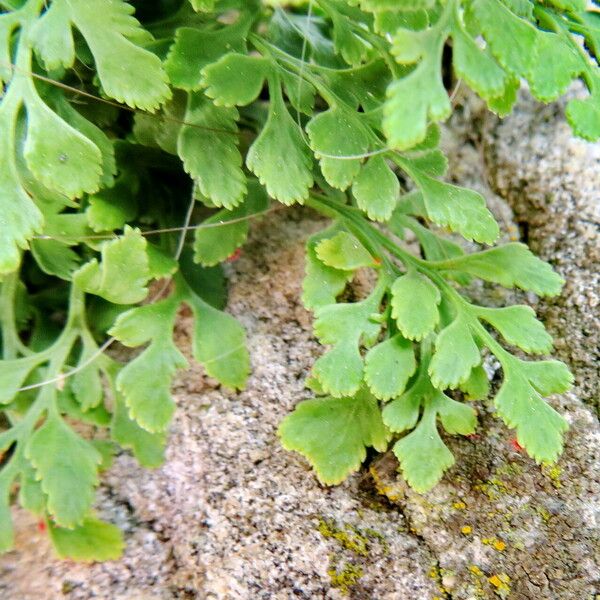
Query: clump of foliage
[[0, 0, 597, 560]]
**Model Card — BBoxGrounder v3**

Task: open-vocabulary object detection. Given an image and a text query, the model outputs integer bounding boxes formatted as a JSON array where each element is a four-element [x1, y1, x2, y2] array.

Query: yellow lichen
[[469, 565, 484, 577], [542, 464, 563, 489], [493, 540, 506, 552], [317, 519, 369, 556], [453, 501, 466, 510], [488, 573, 511, 596], [328, 562, 364, 594], [461, 525, 473, 535]]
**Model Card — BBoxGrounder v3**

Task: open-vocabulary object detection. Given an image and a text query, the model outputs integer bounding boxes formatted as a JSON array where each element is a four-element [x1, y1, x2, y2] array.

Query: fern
[[0, 0, 596, 559]]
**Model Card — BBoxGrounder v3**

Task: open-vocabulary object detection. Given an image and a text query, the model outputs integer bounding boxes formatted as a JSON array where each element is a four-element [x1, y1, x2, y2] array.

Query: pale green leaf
[[0, 107, 43, 274], [25, 414, 101, 527], [382, 383, 422, 432], [30, 239, 80, 281], [312, 280, 385, 396], [24, 94, 102, 199], [390, 271, 441, 341], [459, 365, 490, 400], [302, 227, 353, 311], [65, 0, 171, 110], [111, 392, 166, 468], [315, 231, 374, 270], [477, 305, 552, 354], [392, 402, 454, 493], [306, 107, 369, 190], [165, 18, 250, 90], [471, 0, 538, 76], [404, 166, 500, 244], [49, 516, 124, 562], [437, 243, 564, 296], [246, 83, 313, 204], [193, 181, 269, 266], [279, 388, 390, 485], [111, 297, 187, 433], [74, 227, 150, 304], [202, 53, 270, 106], [429, 316, 480, 389], [364, 334, 416, 401], [187, 295, 249, 390], [0, 484, 13, 553], [520, 359, 574, 397], [495, 362, 569, 463], [18, 462, 46, 516], [352, 156, 400, 222], [433, 392, 477, 435], [31, 2, 75, 72], [527, 32, 581, 102], [178, 92, 245, 209]]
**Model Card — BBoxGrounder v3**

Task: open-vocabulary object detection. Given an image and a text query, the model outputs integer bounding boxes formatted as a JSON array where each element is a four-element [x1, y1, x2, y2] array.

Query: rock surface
[[1, 95, 599, 599]]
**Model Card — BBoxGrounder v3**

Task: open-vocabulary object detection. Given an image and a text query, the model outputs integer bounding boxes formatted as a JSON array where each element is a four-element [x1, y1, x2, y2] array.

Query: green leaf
[[312, 279, 385, 396], [25, 414, 101, 527], [74, 227, 150, 304], [24, 93, 103, 199], [459, 365, 490, 401], [202, 53, 270, 106], [165, 18, 251, 90], [364, 334, 416, 401], [246, 83, 313, 204], [471, 0, 538, 76], [86, 173, 138, 232], [437, 243, 564, 296], [30, 239, 80, 281], [49, 516, 124, 562], [527, 32, 581, 102], [178, 93, 246, 208], [31, 1, 75, 71], [545, 0, 586, 11], [384, 51, 451, 150], [302, 227, 353, 311], [71, 350, 104, 412], [566, 87, 600, 141], [315, 231, 374, 270], [477, 305, 552, 354], [0, 356, 45, 404], [0, 484, 13, 553], [306, 107, 369, 190], [352, 156, 400, 222], [279, 388, 390, 485], [495, 361, 569, 463], [429, 315, 480, 389], [382, 383, 423, 432], [433, 392, 477, 435], [0, 106, 44, 274], [520, 359, 574, 397], [193, 181, 269, 266], [187, 295, 249, 390], [404, 165, 500, 244], [18, 462, 46, 516], [110, 297, 188, 432], [452, 26, 507, 100], [64, 0, 171, 110], [390, 271, 440, 341], [111, 391, 166, 468], [392, 400, 454, 493]]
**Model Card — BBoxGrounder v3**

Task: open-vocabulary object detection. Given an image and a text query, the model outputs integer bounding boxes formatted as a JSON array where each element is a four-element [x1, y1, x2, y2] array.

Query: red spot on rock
[[510, 438, 524, 452], [226, 248, 242, 262], [37, 520, 47, 533]]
